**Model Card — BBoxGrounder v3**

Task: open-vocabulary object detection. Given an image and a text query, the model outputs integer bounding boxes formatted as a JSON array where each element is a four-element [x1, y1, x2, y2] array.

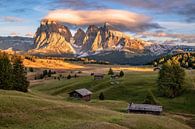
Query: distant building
[[94, 73, 104, 80], [128, 103, 163, 115], [69, 88, 92, 101]]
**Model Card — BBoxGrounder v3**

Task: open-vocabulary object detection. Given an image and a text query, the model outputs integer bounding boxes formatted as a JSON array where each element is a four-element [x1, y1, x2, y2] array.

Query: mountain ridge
[[1, 20, 194, 65]]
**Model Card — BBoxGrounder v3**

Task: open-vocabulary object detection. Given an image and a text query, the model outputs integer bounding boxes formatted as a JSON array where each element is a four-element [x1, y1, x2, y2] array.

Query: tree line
[[153, 52, 195, 69], [0, 52, 29, 92]]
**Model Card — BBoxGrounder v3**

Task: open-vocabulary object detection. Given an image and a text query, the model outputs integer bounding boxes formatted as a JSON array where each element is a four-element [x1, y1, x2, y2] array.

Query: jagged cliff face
[[32, 20, 168, 59], [100, 23, 123, 49], [31, 19, 75, 55], [80, 23, 146, 53], [81, 25, 101, 52], [73, 28, 86, 46]]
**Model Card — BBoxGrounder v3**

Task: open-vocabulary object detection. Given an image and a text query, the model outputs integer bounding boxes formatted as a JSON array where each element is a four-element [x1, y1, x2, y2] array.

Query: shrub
[[99, 92, 105, 100]]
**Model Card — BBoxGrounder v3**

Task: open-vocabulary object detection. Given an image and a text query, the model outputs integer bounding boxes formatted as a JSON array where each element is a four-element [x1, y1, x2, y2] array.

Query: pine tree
[[119, 70, 124, 77], [0, 53, 13, 90], [12, 57, 29, 92], [48, 70, 52, 77], [108, 68, 114, 75], [67, 74, 71, 79], [99, 92, 105, 100]]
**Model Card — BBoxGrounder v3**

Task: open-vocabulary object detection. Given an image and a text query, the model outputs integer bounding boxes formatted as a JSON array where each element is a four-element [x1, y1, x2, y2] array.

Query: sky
[[0, 0, 195, 45]]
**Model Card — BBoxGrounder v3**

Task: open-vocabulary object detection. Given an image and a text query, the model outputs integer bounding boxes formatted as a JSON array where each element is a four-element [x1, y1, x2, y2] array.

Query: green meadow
[[1, 70, 195, 129]]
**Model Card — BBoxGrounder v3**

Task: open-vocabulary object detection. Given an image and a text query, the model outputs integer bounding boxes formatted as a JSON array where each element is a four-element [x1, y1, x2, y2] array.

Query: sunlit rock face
[[81, 25, 102, 52], [80, 23, 147, 53], [31, 20, 168, 57], [73, 28, 86, 46], [32, 19, 75, 54]]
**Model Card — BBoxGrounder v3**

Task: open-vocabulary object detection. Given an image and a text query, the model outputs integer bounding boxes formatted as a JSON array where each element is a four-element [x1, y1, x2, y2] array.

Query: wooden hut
[[128, 103, 163, 115], [69, 88, 92, 101]]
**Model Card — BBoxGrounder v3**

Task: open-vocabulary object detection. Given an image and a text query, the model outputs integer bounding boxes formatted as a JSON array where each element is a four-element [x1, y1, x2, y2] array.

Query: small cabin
[[94, 74, 104, 80], [128, 103, 163, 115], [69, 88, 92, 101]]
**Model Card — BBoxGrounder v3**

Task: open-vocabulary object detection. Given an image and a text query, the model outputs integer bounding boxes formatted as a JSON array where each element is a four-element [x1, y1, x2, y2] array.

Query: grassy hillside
[[0, 90, 191, 129], [31, 71, 195, 114]]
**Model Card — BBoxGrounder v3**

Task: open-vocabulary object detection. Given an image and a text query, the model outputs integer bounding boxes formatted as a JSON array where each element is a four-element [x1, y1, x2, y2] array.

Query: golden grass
[[23, 59, 84, 70], [113, 67, 153, 72]]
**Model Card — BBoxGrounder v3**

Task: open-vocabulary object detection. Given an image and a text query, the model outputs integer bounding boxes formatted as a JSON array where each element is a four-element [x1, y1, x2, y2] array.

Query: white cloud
[[44, 9, 161, 32]]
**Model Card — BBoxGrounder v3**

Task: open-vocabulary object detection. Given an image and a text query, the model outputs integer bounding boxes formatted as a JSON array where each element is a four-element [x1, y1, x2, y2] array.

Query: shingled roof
[[128, 103, 163, 112], [74, 88, 92, 96]]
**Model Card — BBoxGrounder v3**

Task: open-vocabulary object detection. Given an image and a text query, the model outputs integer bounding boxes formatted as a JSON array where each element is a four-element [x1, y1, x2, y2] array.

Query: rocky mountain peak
[[86, 25, 99, 34], [30, 20, 169, 61], [31, 20, 75, 55], [73, 28, 86, 46], [41, 19, 57, 26], [102, 22, 117, 31]]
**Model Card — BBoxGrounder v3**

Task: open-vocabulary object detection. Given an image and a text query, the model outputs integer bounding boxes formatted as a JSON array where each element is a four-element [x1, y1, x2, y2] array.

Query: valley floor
[[1, 64, 195, 129]]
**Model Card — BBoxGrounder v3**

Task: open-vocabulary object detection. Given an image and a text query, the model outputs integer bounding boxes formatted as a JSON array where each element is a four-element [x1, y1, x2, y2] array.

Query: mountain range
[[30, 19, 170, 56], [28, 19, 171, 64], [0, 19, 194, 65]]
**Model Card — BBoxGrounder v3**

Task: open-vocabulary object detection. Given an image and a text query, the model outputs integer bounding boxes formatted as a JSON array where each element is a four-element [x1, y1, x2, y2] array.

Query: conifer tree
[[67, 74, 71, 79], [99, 92, 105, 100], [12, 57, 29, 92], [119, 70, 124, 77], [108, 68, 114, 75], [0, 53, 13, 90]]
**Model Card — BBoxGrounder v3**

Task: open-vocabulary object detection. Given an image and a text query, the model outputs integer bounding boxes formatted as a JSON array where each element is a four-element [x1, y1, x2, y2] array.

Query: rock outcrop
[[81, 25, 102, 52], [73, 28, 86, 46], [32, 20, 168, 58], [80, 23, 147, 53], [31, 19, 75, 55]]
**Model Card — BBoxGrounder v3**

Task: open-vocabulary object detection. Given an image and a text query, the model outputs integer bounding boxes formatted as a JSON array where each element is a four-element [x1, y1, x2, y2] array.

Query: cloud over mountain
[[138, 31, 195, 44], [44, 9, 162, 32]]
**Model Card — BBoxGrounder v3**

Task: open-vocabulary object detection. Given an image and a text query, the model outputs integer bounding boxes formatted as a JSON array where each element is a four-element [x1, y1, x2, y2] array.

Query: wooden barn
[[128, 103, 163, 115], [69, 88, 92, 101], [94, 73, 104, 80]]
